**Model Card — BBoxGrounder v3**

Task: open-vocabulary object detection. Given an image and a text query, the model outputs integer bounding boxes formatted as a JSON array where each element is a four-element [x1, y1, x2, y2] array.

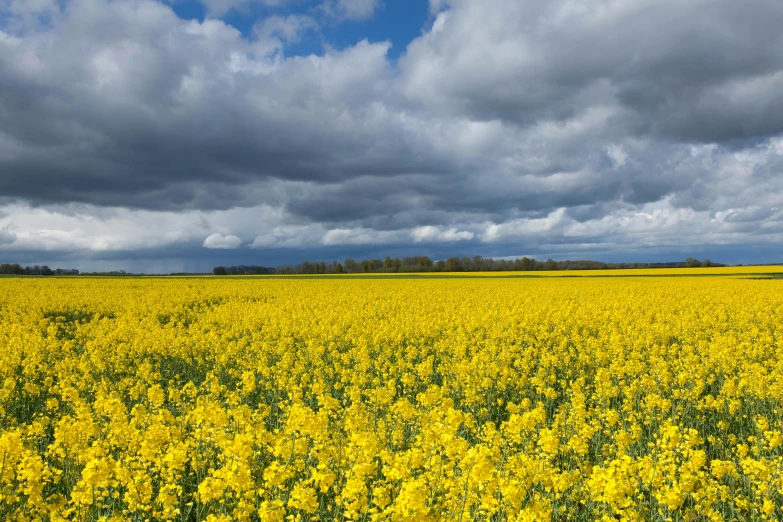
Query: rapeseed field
[[1, 276, 782, 521]]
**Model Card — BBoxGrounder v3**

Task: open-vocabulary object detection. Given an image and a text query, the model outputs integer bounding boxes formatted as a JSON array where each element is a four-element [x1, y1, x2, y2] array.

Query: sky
[[1, 0, 783, 272]]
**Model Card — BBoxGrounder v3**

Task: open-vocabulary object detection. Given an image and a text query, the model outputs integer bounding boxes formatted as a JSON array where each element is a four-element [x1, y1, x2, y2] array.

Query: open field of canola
[[2, 275, 783, 522]]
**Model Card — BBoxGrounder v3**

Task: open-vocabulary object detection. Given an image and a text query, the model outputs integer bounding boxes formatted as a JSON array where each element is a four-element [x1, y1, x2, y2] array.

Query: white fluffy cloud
[[321, 227, 401, 246], [203, 233, 242, 249], [320, 0, 380, 20], [411, 226, 474, 243], [482, 210, 567, 243], [194, 0, 296, 16], [0, 202, 286, 252], [254, 14, 316, 45], [192, 0, 380, 19]]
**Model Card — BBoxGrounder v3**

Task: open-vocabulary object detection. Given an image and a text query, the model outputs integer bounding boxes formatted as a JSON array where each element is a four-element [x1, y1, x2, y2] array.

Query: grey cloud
[[716, 207, 779, 224], [0, 1, 440, 210], [1, 0, 783, 267], [401, 0, 783, 143], [0, 227, 16, 245]]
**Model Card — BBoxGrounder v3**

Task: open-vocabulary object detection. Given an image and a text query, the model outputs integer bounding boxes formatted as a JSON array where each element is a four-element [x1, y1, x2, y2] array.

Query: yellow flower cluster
[[1, 276, 782, 521]]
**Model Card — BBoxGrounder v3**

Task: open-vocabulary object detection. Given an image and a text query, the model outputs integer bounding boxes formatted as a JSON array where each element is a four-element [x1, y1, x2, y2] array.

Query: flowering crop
[[1, 276, 782, 521]]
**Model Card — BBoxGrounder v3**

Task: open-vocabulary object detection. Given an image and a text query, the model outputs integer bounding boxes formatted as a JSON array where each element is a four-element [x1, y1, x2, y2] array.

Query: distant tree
[[334, 263, 343, 274], [220, 265, 274, 275], [383, 256, 393, 271], [685, 257, 702, 268], [19, 265, 55, 276], [213, 266, 227, 275], [0, 263, 23, 275], [446, 257, 462, 271], [703, 259, 713, 267], [344, 259, 359, 273], [392, 258, 401, 272], [417, 256, 433, 270]]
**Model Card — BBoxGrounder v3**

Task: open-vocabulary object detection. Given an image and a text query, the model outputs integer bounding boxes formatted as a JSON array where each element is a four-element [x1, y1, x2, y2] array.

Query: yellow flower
[[288, 483, 319, 514]]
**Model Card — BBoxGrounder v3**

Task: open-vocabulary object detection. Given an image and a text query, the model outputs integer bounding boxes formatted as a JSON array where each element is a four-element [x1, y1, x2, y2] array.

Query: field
[[1, 275, 783, 521]]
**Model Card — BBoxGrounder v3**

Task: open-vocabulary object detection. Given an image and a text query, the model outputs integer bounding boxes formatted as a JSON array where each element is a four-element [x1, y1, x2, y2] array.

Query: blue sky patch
[[167, 0, 429, 59]]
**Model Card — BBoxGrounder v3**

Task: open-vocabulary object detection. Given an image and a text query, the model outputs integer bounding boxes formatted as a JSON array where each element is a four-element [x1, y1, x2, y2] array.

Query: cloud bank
[[1, 0, 783, 270]]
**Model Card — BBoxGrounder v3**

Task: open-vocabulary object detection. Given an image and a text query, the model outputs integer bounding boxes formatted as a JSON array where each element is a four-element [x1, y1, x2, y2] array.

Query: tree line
[[685, 257, 716, 268], [212, 265, 276, 275], [0, 264, 79, 275], [226, 256, 725, 275], [1, 257, 725, 277]]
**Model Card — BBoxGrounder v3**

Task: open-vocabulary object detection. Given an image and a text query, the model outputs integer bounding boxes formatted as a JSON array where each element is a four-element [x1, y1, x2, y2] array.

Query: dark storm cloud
[[0, 0, 453, 211], [0, 40, 444, 211], [402, 0, 783, 143]]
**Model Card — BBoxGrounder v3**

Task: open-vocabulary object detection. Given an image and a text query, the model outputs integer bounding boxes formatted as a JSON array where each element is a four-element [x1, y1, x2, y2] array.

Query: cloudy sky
[[1, 0, 783, 272]]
